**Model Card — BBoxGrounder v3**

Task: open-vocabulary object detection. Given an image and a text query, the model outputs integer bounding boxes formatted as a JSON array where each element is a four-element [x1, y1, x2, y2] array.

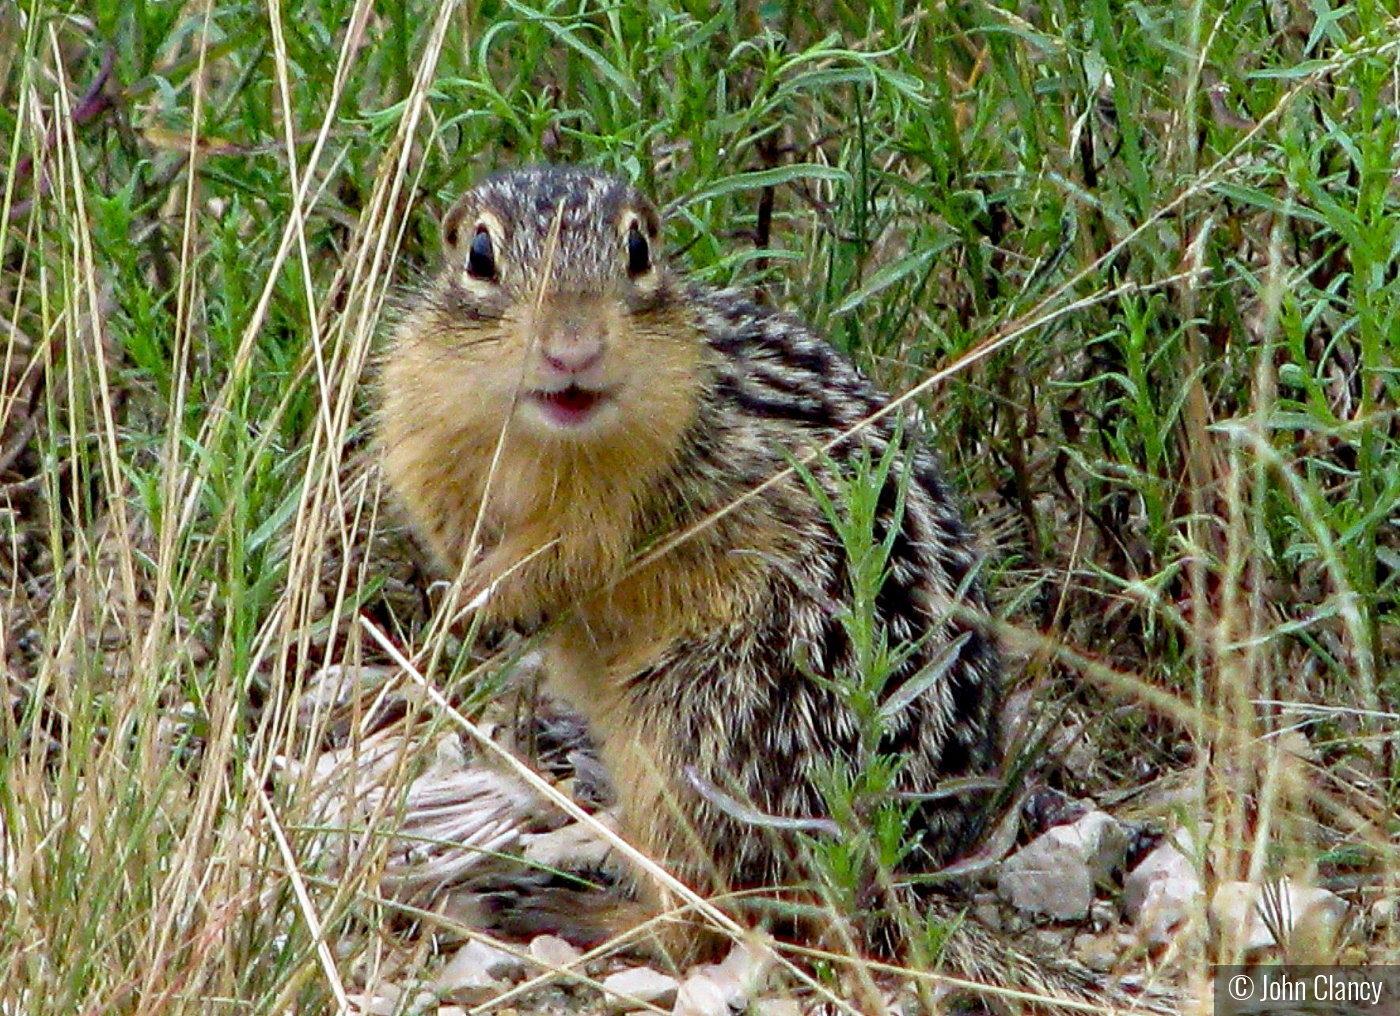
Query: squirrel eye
[[626, 221, 650, 277], [467, 226, 496, 281]]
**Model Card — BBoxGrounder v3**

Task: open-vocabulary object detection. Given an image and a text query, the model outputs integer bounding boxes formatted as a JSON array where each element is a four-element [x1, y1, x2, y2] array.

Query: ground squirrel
[[379, 165, 1002, 958]]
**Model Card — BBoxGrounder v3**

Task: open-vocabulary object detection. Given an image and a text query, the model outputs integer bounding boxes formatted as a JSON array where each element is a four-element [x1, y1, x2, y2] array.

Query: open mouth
[[529, 385, 609, 428]]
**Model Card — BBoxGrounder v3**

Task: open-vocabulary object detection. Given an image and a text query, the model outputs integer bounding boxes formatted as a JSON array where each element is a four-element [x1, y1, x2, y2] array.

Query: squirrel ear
[[441, 195, 474, 251]]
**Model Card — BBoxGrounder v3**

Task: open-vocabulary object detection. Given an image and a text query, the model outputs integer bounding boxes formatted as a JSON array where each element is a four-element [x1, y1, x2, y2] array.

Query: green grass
[[2, 0, 1398, 1010]]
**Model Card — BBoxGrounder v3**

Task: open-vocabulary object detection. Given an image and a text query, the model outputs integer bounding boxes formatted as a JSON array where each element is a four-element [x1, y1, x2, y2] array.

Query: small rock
[[601, 967, 680, 1010], [1124, 827, 1206, 953], [434, 942, 512, 1005], [677, 941, 772, 1013], [998, 810, 1129, 920], [529, 933, 582, 969], [675, 941, 775, 1013], [673, 971, 729, 1016], [1089, 899, 1117, 930], [1122, 827, 1202, 917], [1029, 928, 1067, 954], [1074, 811, 1131, 884], [1372, 897, 1395, 930], [1000, 849, 1093, 919], [755, 1001, 804, 1016], [348, 988, 402, 1016], [1134, 873, 1206, 953], [1210, 878, 1349, 956], [971, 891, 1003, 933], [438, 938, 526, 986], [1072, 931, 1121, 972], [710, 940, 774, 1001]]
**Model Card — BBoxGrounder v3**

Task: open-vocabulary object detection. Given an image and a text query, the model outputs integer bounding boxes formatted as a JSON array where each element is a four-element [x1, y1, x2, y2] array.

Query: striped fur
[[380, 165, 1001, 953]]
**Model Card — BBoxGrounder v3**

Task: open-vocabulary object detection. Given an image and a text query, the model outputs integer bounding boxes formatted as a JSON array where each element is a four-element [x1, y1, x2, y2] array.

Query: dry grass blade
[[258, 785, 352, 1011]]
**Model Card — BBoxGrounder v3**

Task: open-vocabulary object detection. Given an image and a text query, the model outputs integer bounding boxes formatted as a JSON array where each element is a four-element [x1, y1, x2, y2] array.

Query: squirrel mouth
[[530, 385, 608, 428]]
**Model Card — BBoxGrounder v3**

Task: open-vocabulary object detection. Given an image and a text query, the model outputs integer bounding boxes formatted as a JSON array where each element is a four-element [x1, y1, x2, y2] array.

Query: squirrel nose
[[541, 318, 604, 375], [542, 341, 603, 375]]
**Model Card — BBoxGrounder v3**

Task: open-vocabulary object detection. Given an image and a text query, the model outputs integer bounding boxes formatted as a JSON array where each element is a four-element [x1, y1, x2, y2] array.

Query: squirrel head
[[415, 165, 699, 440], [441, 166, 666, 302]]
